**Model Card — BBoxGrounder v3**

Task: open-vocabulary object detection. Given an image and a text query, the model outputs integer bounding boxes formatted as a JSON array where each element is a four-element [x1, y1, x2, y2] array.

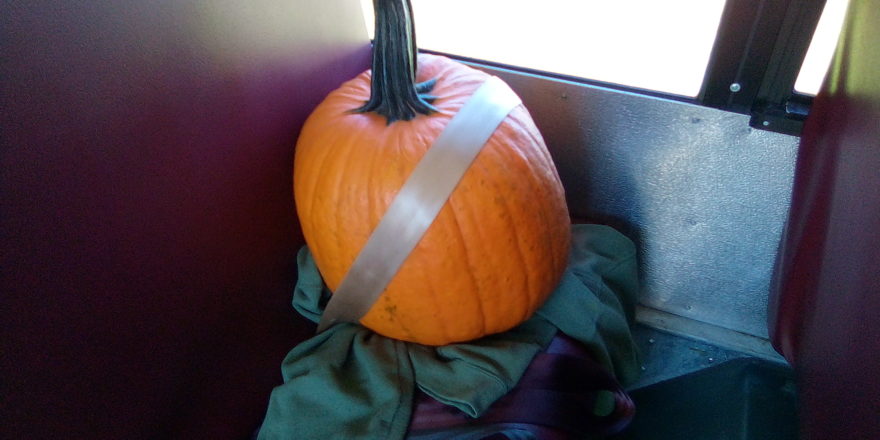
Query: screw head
[[729, 83, 742, 93]]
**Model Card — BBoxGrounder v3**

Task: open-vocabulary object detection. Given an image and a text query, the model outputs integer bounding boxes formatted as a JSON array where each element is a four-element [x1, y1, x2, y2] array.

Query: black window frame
[[420, 0, 831, 136], [700, 0, 828, 135]]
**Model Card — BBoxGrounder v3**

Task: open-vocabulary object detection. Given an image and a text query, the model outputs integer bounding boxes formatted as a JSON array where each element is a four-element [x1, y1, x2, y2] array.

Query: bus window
[[359, 0, 727, 97], [794, 0, 850, 95]]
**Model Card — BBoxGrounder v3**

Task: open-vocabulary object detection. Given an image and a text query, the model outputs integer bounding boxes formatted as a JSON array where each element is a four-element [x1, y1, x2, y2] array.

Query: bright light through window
[[794, 0, 850, 95], [360, 0, 728, 97]]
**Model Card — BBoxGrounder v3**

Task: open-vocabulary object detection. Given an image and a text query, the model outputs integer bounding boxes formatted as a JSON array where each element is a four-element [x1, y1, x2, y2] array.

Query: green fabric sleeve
[[290, 247, 328, 324], [409, 317, 557, 417], [536, 224, 641, 385], [257, 324, 415, 440]]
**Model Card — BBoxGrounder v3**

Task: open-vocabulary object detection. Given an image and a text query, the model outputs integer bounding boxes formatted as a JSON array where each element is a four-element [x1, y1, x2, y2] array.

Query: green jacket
[[258, 224, 640, 440]]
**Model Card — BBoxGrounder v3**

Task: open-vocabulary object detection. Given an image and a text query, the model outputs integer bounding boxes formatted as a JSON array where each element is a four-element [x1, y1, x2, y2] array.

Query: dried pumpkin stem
[[354, 0, 437, 124]]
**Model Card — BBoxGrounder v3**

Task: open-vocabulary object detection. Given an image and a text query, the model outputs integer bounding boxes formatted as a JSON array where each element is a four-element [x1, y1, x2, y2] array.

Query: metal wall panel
[[478, 67, 800, 339]]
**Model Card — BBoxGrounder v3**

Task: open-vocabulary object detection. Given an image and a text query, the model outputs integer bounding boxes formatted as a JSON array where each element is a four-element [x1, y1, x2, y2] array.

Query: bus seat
[[1, 1, 369, 438], [769, 0, 880, 438]]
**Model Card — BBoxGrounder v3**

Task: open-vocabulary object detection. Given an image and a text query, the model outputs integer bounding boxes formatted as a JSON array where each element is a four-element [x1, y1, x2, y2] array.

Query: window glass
[[360, 0, 728, 97], [794, 0, 850, 95]]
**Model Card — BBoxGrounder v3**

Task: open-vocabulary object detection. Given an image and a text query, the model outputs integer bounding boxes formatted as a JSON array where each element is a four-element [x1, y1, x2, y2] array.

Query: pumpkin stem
[[354, 0, 437, 124]]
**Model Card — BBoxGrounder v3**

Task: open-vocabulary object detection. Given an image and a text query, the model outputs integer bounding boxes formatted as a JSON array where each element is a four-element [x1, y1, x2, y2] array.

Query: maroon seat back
[[1, 1, 368, 438], [769, 1, 880, 438]]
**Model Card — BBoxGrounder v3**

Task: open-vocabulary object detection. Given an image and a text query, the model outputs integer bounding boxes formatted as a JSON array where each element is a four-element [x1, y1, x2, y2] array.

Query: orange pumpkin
[[293, 0, 569, 345]]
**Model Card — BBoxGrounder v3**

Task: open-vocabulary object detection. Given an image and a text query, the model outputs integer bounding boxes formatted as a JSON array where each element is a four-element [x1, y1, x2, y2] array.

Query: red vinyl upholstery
[[769, 0, 880, 438], [1, 1, 368, 438]]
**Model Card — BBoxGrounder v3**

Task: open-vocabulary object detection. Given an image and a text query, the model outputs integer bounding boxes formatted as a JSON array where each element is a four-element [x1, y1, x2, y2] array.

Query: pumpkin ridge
[[455, 157, 502, 330], [501, 152, 540, 321], [446, 196, 488, 337], [477, 150, 535, 324], [513, 114, 566, 269], [412, 237, 453, 344], [295, 124, 327, 223], [503, 119, 564, 304], [332, 131, 371, 286], [519, 114, 559, 185], [395, 125, 419, 173], [297, 127, 345, 282], [366, 127, 386, 233], [532, 138, 563, 197]]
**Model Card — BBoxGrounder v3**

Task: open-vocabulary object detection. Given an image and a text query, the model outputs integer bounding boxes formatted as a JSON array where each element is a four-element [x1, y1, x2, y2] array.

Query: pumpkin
[[293, 0, 570, 345]]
